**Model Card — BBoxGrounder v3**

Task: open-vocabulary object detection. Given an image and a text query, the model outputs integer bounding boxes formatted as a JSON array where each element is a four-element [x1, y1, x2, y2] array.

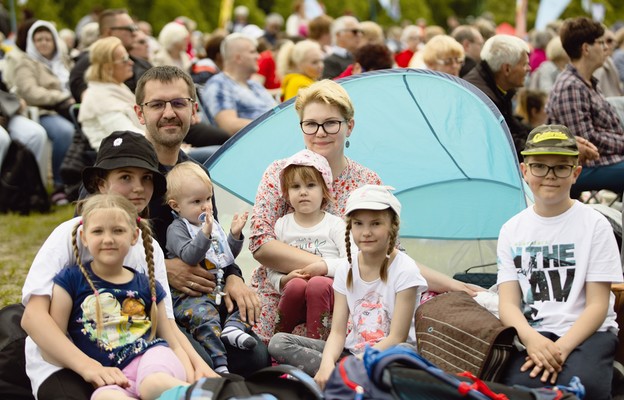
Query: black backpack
[[0, 140, 50, 215], [0, 304, 34, 400]]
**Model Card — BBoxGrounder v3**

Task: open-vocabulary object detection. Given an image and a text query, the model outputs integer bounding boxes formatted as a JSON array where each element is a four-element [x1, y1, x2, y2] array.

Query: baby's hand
[[300, 261, 328, 277], [230, 211, 249, 239], [200, 212, 214, 239]]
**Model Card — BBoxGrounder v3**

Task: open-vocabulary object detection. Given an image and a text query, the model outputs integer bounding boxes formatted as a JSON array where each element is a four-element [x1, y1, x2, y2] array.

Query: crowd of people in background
[[1, 3, 624, 399], [0, 4, 623, 205]]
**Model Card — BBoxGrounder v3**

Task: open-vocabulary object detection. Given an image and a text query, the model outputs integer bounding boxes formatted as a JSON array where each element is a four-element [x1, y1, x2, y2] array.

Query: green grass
[[0, 205, 74, 308]]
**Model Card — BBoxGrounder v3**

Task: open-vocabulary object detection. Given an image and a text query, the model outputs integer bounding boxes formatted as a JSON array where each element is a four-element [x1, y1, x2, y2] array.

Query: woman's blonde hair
[[344, 209, 400, 289], [276, 39, 322, 78], [422, 35, 464, 68], [86, 36, 124, 83], [72, 193, 158, 345], [295, 79, 354, 121]]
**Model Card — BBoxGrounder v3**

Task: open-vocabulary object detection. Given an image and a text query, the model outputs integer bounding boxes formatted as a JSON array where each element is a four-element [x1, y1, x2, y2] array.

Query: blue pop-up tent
[[205, 69, 527, 275]]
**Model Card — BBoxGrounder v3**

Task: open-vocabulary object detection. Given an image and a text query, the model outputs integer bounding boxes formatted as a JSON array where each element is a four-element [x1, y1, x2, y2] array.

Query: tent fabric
[[205, 68, 527, 241]]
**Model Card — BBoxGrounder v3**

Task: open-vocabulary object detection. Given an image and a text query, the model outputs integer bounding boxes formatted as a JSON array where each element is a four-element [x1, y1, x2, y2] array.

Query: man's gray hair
[[481, 34, 529, 72], [220, 32, 257, 60]]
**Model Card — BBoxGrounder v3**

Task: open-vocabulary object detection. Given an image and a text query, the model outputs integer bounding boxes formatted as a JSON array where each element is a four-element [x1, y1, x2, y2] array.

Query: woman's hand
[[280, 269, 310, 290], [300, 261, 328, 277], [165, 258, 216, 296]]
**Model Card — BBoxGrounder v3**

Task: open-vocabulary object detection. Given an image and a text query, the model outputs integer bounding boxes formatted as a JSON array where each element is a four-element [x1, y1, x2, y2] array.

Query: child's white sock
[[215, 365, 229, 374], [220, 326, 257, 350]]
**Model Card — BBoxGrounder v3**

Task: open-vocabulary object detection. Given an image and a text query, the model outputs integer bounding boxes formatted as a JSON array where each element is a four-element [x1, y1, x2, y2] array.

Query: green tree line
[[15, 0, 624, 35]]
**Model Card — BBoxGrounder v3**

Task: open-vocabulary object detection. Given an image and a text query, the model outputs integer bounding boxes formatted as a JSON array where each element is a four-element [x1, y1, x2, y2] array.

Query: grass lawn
[[0, 205, 74, 308]]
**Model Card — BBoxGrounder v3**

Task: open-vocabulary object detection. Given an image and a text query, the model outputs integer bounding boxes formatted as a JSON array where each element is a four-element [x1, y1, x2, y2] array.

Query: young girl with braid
[[50, 194, 192, 399], [268, 185, 427, 389]]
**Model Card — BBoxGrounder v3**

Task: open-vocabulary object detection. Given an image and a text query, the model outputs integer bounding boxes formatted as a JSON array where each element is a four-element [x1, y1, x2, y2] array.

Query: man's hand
[[576, 136, 599, 164], [165, 258, 216, 296], [230, 211, 249, 240], [224, 275, 260, 326]]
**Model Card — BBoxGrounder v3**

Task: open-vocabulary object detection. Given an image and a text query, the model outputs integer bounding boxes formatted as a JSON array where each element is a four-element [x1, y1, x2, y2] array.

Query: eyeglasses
[[340, 29, 363, 36], [300, 119, 346, 135], [593, 39, 608, 47], [606, 38, 615, 45], [110, 25, 138, 33], [527, 163, 576, 178], [436, 57, 465, 66], [113, 55, 131, 64], [140, 98, 195, 112]]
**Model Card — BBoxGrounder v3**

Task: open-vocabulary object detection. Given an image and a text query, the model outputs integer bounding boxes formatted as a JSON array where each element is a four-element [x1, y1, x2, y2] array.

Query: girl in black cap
[[21, 131, 216, 400]]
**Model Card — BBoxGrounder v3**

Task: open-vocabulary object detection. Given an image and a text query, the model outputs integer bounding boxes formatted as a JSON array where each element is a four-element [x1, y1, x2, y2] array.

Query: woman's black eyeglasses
[[300, 120, 347, 135]]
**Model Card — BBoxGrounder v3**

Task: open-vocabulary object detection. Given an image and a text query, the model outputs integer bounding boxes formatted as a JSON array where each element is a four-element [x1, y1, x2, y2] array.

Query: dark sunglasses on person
[[110, 25, 139, 33]]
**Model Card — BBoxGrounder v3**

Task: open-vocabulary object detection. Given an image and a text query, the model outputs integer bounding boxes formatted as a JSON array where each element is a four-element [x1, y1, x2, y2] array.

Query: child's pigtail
[[345, 215, 354, 290], [380, 211, 400, 283], [72, 221, 104, 343], [139, 218, 158, 341]]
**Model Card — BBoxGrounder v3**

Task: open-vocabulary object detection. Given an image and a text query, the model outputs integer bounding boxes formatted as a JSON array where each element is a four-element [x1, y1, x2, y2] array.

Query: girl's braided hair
[[72, 193, 159, 345]]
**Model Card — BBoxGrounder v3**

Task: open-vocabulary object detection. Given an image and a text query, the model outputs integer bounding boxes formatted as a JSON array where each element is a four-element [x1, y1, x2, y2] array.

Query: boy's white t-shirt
[[333, 251, 428, 356], [497, 201, 623, 337], [21, 216, 172, 397]]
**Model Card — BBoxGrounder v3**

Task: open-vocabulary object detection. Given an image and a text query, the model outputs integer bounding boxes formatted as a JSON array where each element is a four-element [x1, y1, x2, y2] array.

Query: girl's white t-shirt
[[333, 251, 428, 355]]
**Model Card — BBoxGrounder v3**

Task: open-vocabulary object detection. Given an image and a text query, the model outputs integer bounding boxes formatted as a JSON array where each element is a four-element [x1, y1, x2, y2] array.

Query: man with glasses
[[70, 8, 151, 101], [547, 17, 624, 198], [322, 16, 362, 79], [463, 34, 532, 158], [134, 65, 271, 377]]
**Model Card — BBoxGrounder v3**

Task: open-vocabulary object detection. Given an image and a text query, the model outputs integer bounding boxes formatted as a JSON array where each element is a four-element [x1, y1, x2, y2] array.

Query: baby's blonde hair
[[72, 193, 158, 344], [165, 161, 212, 204]]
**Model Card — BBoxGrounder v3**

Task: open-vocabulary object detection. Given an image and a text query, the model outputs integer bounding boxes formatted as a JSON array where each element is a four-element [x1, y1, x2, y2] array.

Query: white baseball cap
[[345, 185, 401, 217]]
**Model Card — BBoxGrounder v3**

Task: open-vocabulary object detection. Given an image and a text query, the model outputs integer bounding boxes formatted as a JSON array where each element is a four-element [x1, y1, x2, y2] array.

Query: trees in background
[[14, 0, 624, 37]]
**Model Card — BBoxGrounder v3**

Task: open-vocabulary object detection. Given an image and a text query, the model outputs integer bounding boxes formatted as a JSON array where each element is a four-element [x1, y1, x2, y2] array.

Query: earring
[[345, 139, 350, 148]]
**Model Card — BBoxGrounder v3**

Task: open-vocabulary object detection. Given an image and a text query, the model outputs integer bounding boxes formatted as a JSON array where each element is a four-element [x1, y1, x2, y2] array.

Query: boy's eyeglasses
[[527, 163, 576, 178], [140, 98, 195, 112], [300, 120, 346, 135]]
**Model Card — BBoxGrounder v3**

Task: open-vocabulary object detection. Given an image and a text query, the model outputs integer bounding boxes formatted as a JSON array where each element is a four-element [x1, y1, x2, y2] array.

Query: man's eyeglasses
[[436, 57, 465, 66], [113, 55, 131, 64], [340, 28, 363, 36], [140, 98, 195, 112], [300, 120, 346, 135], [110, 25, 138, 33], [527, 163, 576, 178]]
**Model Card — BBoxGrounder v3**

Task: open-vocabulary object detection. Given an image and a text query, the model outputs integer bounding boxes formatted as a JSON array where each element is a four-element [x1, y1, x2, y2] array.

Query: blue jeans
[[39, 114, 74, 187], [572, 160, 624, 198]]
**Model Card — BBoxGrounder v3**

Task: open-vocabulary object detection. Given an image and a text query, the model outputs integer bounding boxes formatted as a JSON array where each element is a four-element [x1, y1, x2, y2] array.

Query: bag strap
[[247, 364, 324, 399], [185, 374, 248, 400], [364, 346, 492, 400]]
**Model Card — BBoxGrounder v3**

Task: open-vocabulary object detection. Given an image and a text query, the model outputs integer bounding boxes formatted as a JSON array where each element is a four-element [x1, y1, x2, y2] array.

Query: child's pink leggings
[[276, 275, 334, 339]]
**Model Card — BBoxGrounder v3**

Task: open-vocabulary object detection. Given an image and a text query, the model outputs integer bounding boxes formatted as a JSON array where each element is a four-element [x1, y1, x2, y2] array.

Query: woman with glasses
[[420, 35, 465, 77], [9, 19, 75, 204], [78, 37, 144, 151], [248, 79, 482, 344]]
